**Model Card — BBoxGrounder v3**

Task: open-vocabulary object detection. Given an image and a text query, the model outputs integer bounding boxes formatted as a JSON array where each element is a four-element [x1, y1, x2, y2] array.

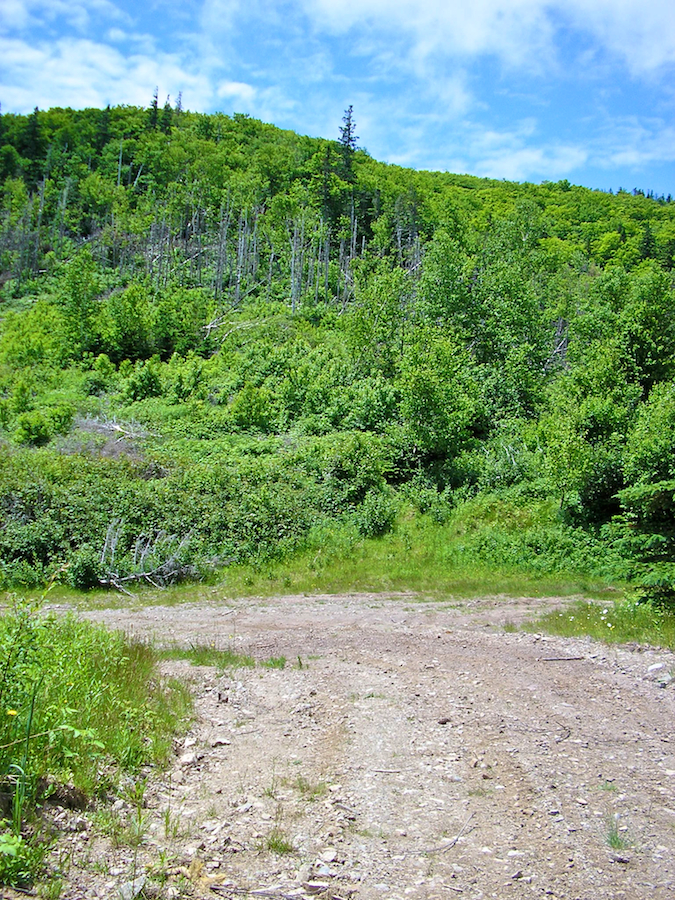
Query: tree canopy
[[1, 102, 674, 599]]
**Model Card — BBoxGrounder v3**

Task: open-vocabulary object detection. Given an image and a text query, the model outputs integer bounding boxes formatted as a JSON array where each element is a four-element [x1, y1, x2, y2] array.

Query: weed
[[0, 826, 45, 887], [467, 786, 494, 798], [263, 762, 278, 799], [162, 805, 183, 840], [265, 828, 294, 854], [291, 776, 326, 801], [262, 656, 286, 669], [38, 875, 63, 899], [605, 815, 629, 850], [160, 644, 255, 669]]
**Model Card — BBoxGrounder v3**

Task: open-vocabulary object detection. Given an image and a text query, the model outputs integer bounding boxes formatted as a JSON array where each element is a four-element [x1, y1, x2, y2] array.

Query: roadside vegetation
[[2, 102, 675, 606], [0, 594, 190, 887], [531, 598, 675, 650]]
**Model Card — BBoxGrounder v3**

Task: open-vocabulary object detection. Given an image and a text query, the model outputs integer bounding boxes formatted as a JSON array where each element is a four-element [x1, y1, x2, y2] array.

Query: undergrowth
[[0, 595, 191, 886]]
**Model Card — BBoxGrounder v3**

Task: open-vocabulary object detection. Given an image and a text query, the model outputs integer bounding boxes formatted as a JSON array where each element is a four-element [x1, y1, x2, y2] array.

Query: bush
[[68, 545, 102, 590], [14, 412, 51, 447], [356, 489, 398, 538]]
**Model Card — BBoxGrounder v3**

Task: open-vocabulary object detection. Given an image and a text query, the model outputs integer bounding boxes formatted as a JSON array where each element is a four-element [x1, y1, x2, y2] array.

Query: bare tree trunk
[[32, 179, 46, 273]]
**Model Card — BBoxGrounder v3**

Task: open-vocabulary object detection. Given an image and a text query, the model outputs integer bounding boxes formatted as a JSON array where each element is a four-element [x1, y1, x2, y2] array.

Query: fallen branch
[[424, 812, 474, 853], [539, 656, 585, 662]]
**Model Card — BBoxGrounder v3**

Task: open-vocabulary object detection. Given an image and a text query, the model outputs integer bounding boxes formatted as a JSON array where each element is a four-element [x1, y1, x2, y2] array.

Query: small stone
[[180, 752, 197, 766], [609, 853, 630, 864], [296, 864, 312, 884], [321, 848, 338, 863], [648, 663, 665, 673], [211, 738, 231, 747], [119, 875, 146, 900], [303, 882, 330, 894]]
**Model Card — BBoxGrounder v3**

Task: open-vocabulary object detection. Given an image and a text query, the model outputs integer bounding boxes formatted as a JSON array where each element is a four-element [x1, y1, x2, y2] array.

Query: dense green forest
[[1, 101, 674, 601]]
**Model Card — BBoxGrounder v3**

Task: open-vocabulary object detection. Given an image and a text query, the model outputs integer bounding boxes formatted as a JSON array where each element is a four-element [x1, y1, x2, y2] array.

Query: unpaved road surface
[[44, 593, 675, 899]]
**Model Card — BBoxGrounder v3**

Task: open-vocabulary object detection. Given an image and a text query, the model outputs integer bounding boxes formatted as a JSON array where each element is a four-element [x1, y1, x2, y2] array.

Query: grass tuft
[[159, 643, 255, 668], [265, 828, 294, 855], [262, 656, 286, 669], [530, 599, 675, 650]]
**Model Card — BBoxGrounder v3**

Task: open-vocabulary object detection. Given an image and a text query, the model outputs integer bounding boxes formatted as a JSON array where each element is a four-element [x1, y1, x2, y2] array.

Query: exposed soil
[[30, 593, 675, 899]]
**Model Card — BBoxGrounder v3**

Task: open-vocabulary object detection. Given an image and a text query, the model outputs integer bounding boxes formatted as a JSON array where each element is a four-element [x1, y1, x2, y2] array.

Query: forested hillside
[[1, 102, 674, 600]]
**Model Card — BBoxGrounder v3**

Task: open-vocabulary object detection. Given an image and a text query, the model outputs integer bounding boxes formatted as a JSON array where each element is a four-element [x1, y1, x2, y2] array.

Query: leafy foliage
[[1, 104, 675, 596]]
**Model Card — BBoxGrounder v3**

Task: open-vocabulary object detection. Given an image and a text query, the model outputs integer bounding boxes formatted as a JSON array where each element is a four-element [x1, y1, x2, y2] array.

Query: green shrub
[[67, 545, 102, 590], [14, 412, 51, 447], [0, 829, 44, 888], [356, 489, 398, 538], [122, 356, 163, 402]]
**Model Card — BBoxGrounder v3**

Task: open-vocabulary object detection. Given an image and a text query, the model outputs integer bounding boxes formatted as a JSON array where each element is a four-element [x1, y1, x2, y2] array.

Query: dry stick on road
[[425, 812, 475, 854], [539, 656, 585, 662]]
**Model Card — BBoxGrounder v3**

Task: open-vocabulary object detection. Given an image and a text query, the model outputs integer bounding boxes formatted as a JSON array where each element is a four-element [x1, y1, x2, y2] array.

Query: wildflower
[[6, 709, 17, 716]]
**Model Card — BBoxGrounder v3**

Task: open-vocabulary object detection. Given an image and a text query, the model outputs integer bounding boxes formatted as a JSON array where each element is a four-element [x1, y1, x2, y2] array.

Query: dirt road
[[49, 593, 675, 899]]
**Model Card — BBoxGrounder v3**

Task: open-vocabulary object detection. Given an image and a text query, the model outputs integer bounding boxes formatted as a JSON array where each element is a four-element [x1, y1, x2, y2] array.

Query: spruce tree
[[338, 105, 358, 181], [160, 95, 173, 134], [148, 88, 159, 130]]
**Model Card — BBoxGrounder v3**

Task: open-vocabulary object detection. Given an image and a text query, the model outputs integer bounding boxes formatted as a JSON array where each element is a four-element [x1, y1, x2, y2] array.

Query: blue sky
[[2, 0, 675, 194]]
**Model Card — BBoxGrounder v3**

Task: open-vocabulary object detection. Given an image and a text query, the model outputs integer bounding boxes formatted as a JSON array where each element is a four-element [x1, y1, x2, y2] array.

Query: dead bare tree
[[98, 523, 198, 593]]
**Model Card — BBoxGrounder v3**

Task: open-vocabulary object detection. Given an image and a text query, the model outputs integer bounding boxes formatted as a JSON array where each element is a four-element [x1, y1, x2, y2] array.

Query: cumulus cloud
[[298, 0, 675, 76], [216, 80, 256, 103], [0, 0, 129, 36], [0, 36, 212, 111]]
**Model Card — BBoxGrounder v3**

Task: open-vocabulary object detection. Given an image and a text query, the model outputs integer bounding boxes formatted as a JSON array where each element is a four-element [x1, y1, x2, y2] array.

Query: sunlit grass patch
[[0, 597, 192, 886], [529, 599, 675, 650], [159, 643, 255, 669]]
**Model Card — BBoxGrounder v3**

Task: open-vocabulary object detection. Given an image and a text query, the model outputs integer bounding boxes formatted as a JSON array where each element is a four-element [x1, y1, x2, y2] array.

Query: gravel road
[[39, 592, 675, 899]]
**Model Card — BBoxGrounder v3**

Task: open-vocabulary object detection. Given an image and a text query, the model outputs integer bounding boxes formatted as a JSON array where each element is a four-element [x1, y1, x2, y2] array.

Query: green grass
[[289, 775, 327, 800], [530, 599, 675, 650], [0, 597, 192, 886], [159, 644, 255, 668], [265, 828, 294, 855], [605, 816, 630, 851], [261, 656, 286, 669], [28, 497, 625, 612]]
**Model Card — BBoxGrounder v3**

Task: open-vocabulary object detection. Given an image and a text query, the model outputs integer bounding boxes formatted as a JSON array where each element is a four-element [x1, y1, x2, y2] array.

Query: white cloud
[[216, 80, 256, 103], [298, 0, 675, 77], [0, 0, 129, 35], [474, 144, 589, 181], [598, 118, 675, 167], [0, 36, 212, 112], [562, 0, 675, 74]]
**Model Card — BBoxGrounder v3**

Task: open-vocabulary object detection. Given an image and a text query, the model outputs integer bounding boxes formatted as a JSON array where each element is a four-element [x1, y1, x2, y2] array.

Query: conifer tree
[[148, 88, 159, 130], [338, 105, 358, 181], [160, 95, 173, 134]]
